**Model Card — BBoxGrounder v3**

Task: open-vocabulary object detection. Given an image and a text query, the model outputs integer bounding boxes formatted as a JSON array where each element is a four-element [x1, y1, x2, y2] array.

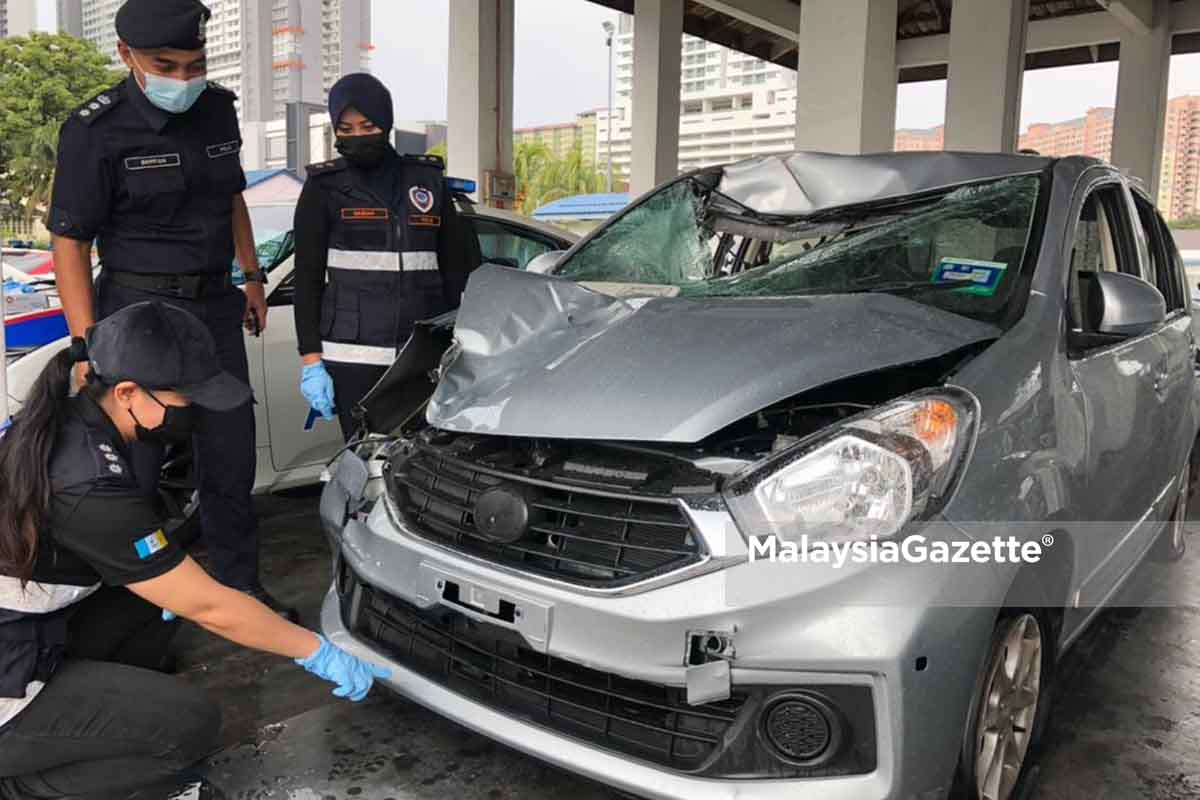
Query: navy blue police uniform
[[292, 153, 481, 439], [46, 76, 261, 587]]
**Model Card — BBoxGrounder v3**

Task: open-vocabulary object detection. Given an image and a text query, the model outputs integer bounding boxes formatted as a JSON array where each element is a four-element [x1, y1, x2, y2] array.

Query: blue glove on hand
[[300, 362, 336, 420], [296, 634, 391, 702]]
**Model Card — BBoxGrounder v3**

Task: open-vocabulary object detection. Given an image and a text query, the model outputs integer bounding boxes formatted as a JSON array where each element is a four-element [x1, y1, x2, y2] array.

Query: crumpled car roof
[[716, 151, 1055, 217]]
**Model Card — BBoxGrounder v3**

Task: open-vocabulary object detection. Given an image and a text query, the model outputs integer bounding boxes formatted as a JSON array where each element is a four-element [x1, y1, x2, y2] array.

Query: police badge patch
[[409, 186, 435, 214]]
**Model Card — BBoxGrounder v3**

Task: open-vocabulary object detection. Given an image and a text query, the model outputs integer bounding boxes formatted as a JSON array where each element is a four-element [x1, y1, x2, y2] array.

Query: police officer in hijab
[[47, 0, 292, 617], [0, 302, 388, 799], [293, 73, 481, 440]]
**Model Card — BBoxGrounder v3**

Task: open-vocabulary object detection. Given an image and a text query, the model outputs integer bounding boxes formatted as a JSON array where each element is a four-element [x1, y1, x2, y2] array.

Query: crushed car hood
[[427, 266, 1001, 442]]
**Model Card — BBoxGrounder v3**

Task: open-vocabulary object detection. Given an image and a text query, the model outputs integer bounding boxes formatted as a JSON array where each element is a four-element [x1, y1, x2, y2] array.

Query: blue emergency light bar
[[446, 177, 477, 195]]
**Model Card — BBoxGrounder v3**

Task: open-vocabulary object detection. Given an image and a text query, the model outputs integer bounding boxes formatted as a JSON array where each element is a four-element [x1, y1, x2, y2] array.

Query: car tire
[[952, 609, 1054, 800], [1150, 457, 1190, 562]]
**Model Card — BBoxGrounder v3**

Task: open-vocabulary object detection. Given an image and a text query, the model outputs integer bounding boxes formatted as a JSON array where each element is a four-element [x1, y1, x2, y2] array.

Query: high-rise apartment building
[[514, 111, 599, 164], [595, 13, 798, 180], [1159, 96, 1200, 222], [57, 0, 82, 36], [894, 125, 945, 152], [1018, 107, 1114, 160], [2, 0, 39, 37], [70, 0, 369, 123]]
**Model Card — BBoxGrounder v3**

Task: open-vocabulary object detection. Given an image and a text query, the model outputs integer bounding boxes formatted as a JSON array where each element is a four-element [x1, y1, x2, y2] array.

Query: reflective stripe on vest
[[326, 250, 439, 273], [402, 251, 439, 272], [327, 249, 401, 272], [321, 340, 398, 366]]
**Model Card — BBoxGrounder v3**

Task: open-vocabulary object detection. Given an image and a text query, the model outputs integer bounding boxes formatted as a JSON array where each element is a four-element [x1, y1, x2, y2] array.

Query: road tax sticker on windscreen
[[932, 257, 1008, 296]]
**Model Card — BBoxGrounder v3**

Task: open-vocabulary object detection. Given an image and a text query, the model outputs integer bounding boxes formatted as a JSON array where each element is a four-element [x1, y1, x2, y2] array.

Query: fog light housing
[[761, 693, 843, 766]]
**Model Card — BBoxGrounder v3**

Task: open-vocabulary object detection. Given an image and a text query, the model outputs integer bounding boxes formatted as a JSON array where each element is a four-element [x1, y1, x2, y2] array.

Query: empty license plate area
[[417, 562, 553, 651]]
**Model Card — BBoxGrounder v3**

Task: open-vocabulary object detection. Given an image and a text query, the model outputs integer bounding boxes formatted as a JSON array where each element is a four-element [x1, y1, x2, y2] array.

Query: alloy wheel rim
[[975, 613, 1042, 800]]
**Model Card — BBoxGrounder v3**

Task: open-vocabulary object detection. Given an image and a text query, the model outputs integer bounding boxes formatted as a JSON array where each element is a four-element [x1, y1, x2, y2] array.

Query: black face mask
[[336, 133, 392, 169], [130, 391, 196, 445]]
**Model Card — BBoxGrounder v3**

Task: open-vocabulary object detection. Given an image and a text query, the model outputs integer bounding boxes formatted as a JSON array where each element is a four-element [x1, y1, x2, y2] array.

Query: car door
[[1065, 181, 1170, 608], [261, 258, 345, 475], [1129, 189, 1196, 485]]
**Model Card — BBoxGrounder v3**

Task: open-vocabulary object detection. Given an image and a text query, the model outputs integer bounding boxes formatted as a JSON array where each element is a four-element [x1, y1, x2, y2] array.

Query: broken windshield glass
[[555, 173, 1043, 322]]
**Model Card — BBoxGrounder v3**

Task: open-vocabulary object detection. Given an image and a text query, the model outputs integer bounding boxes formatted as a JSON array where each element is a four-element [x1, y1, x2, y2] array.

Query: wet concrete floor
[[182, 490, 1200, 799]]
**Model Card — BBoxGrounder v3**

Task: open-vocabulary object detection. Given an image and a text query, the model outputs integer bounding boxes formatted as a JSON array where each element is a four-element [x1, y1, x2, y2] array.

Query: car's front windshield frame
[[552, 165, 1053, 328]]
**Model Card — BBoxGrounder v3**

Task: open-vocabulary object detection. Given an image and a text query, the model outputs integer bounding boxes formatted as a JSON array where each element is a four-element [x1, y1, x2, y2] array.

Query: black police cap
[[85, 301, 251, 412], [116, 0, 211, 51]]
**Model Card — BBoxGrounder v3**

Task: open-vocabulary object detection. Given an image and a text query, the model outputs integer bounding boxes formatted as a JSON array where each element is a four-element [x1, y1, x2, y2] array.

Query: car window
[[472, 218, 561, 270], [233, 205, 296, 284], [1132, 193, 1185, 312], [1067, 185, 1140, 335], [557, 174, 1042, 325]]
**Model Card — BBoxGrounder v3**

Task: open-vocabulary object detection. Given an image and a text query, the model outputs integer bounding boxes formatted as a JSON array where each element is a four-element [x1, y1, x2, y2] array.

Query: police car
[[6, 186, 575, 536]]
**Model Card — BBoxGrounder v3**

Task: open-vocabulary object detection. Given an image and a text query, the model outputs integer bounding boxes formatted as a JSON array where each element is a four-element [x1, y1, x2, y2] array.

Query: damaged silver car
[[319, 152, 1197, 800]]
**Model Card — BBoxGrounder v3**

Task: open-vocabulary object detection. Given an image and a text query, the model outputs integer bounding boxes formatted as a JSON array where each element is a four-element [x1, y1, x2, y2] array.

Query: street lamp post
[[602, 20, 614, 193]]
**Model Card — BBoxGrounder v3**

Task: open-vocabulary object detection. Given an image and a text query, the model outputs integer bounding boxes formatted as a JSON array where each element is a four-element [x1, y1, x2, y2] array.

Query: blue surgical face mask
[[133, 54, 206, 114]]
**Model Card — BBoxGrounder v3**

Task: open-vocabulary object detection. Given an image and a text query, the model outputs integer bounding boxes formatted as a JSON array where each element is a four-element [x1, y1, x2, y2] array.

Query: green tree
[[0, 32, 123, 225], [426, 140, 447, 166], [516, 142, 606, 215]]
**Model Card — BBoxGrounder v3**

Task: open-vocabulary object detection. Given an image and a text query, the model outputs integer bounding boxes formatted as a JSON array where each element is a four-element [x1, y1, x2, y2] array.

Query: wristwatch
[[243, 268, 268, 286]]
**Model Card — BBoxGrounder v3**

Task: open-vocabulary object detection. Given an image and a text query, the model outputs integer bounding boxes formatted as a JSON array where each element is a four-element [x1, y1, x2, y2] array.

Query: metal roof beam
[[691, 0, 800, 41], [1098, 0, 1156, 34]]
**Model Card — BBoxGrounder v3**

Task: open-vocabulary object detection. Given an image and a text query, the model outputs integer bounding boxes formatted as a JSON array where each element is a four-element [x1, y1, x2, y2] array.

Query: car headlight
[[724, 388, 978, 543]]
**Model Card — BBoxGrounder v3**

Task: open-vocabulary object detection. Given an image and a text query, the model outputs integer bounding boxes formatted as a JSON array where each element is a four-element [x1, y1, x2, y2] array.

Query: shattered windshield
[[556, 172, 1043, 322]]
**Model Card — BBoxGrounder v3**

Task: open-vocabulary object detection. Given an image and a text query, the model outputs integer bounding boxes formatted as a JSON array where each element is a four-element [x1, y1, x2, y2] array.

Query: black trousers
[[0, 588, 221, 800], [325, 361, 388, 442], [97, 273, 260, 589]]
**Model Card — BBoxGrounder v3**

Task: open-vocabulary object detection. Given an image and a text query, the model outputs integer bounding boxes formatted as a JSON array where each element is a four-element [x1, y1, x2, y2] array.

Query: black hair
[[0, 350, 105, 583]]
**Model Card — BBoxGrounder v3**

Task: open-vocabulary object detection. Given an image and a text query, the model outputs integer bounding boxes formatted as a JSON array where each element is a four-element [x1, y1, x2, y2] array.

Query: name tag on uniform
[[341, 208, 389, 221], [124, 153, 181, 171], [206, 140, 240, 159], [409, 214, 441, 228]]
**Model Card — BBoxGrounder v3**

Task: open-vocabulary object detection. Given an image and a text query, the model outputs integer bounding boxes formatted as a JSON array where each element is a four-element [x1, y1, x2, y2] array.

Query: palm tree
[[517, 143, 607, 215]]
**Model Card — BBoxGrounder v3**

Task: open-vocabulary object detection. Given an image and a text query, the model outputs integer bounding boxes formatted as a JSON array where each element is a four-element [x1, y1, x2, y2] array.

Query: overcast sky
[[36, 0, 1200, 131]]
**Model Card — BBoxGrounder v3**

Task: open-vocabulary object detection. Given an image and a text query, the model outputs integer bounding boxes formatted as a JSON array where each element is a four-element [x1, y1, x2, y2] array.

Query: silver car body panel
[[428, 264, 1001, 441]]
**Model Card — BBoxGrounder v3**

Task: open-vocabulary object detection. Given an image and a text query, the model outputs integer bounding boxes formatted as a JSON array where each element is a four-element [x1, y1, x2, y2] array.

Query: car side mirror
[[526, 250, 566, 275], [1092, 271, 1166, 336], [1070, 271, 1166, 352]]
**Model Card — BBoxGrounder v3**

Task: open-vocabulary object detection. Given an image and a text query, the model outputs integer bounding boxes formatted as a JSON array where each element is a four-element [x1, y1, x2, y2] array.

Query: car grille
[[386, 435, 706, 588], [344, 573, 747, 771]]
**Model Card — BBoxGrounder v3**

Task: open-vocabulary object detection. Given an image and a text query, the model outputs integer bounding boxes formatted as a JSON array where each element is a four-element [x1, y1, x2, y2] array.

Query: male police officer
[[47, 0, 293, 617]]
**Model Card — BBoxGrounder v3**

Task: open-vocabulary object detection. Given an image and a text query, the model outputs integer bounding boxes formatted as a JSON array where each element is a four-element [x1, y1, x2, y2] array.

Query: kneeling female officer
[[0, 301, 389, 799]]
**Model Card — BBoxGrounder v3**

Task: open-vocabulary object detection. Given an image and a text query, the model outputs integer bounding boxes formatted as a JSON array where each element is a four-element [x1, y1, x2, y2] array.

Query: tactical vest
[[0, 398, 119, 700], [308, 155, 452, 367]]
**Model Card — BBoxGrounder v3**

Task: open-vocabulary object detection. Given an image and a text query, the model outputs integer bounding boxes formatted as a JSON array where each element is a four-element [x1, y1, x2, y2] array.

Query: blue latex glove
[[296, 634, 391, 701], [300, 362, 336, 421]]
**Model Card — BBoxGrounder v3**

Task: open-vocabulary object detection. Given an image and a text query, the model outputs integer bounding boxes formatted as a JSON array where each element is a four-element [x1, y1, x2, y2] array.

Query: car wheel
[[159, 443, 202, 550], [954, 611, 1052, 800], [1151, 457, 1190, 562]]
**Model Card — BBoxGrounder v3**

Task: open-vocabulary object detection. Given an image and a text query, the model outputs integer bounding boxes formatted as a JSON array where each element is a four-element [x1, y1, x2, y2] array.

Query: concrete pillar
[[1112, 0, 1171, 199], [794, 0, 897, 154], [630, 0, 683, 197], [447, 0, 515, 202], [944, 0, 1030, 152]]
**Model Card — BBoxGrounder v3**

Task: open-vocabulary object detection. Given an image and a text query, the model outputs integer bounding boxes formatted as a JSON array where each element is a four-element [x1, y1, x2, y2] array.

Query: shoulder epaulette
[[306, 158, 348, 177], [206, 81, 237, 100], [400, 154, 446, 171], [73, 85, 123, 126]]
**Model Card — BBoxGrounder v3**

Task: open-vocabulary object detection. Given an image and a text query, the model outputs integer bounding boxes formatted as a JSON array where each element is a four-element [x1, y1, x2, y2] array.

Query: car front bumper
[[320, 479, 1000, 800]]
